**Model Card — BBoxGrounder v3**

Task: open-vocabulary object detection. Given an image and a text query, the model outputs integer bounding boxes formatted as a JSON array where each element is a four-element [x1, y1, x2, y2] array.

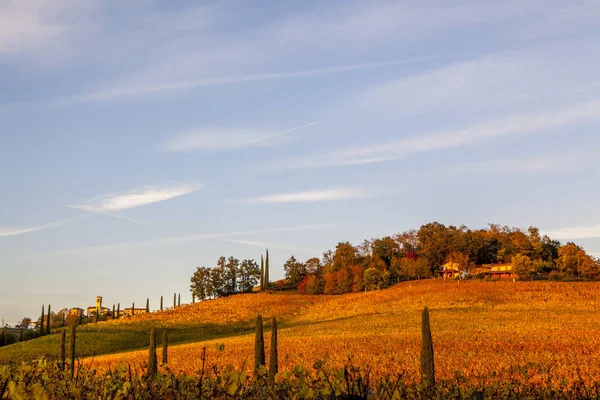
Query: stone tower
[[96, 296, 102, 311]]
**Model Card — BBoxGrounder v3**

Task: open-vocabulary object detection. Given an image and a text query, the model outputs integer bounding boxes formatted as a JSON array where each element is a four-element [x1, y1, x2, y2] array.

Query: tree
[[69, 324, 76, 378], [298, 274, 323, 294], [210, 265, 226, 298], [46, 304, 51, 334], [269, 316, 278, 381], [417, 222, 452, 274], [190, 266, 211, 300], [372, 236, 399, 269], [332, 242, 357, 273], [512, 254, 533, 279], [40, 305, 45, 336], [148, 327, 157, 377], [420, 307, 435, 388], [283, 256, 307, 286], [146, 298, 150, 313], [238, 259, 260, 292], [265, 249, 270, 290], [364, 268, 386, 291], [305, 257, 322, 276], [254, 314, 265, 373], [260, 255, 264, 291], [19, 317, 31, 329], [224, 256, 239, 294]]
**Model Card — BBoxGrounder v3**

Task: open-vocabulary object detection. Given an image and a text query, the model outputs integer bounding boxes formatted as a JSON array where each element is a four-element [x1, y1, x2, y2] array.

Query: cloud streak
[[36, 223, 343, 254], [71, 182, 202, 212], [544, 224, 600, 240], [79, 58, 441, 101], [240, 188, 373, 204], [224, 239, 316, 255], [278, 100, 600, 169], [0, 216, 87, 237], [161, 121, 319, 158]]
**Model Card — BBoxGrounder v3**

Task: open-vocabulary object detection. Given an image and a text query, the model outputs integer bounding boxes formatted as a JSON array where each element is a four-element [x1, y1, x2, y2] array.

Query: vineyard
[[90, 281, 600, 388], [2, 280, 600, 398]]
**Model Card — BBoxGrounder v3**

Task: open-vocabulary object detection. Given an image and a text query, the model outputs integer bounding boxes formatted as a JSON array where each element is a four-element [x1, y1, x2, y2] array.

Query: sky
[[1, 0, 600, 324]]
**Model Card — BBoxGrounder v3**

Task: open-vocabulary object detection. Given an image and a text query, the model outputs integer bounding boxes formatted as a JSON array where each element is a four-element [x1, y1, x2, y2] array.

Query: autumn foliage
[[87, 280, 600, 394]]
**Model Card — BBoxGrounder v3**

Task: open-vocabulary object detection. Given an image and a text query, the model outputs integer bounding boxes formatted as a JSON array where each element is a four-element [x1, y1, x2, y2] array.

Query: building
[[438, 262, 468, 279], [121, 308, 148, 317], [86, 296, 112, 318], [490, 264, 514, 278], [69, 308, 85, 318]]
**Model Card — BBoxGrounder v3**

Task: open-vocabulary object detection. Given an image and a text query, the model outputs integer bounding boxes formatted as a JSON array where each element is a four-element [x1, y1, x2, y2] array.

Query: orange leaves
[[87, 280, 600, 391]]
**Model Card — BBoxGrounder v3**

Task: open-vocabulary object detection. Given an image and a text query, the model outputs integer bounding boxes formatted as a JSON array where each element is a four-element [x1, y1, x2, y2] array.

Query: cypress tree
[[96, 304, 99, 323], [40, 305, 45, 336], [254, 314, 265, 373], [192, 294, 195, 304], [146, 298, 150, 313], [62, 312, 66, 327], [260, 255, 264, 291], [132, 303, 135, 317], [69, 323, 76, 378], [46, 304, 51, 334], [420, 307, 435, 388], [162, 329, 168, 365], [59, 329, 66, 371], [79, 311, 83, 325], [173, 293, 176, 308], [112, 305, 115, 319], [148, 327, 158, 376], [19, 327, 24, 342], [117, 303, 120, 319], [265, 249, 270, 291], [269, 316, 278, 381], [178, 293, 181, 307], [160, 296, 163, 311]]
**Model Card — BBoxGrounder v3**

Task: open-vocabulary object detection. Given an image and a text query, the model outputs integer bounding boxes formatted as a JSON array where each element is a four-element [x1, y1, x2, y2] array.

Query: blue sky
[[1, 0, 600, 324]]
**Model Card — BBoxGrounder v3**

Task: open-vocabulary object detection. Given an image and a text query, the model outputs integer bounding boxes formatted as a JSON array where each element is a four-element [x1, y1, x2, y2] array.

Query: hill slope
[[2, 281, 600, 385]]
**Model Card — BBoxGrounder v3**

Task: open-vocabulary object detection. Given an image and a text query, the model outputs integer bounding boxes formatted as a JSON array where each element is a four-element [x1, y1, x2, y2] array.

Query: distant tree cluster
[[282, 222, 600, 295], [190, 256, 261, 300]]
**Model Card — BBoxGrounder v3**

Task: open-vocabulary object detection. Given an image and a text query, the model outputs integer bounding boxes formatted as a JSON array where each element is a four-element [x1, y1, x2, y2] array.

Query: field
[[3, 280, 600, 391]]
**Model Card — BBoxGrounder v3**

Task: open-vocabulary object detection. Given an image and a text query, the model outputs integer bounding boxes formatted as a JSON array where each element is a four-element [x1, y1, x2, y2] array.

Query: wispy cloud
[[71, 182, 202, 212], [277, 100, 600, 169], [35, 223, 343, 255], [80, 59, 437, 101], [162, 121, 319, 156], [240, 188, 373, 204], [544, 225, 600, 240], [0, 216, 87, 237], [224, 239, 315, 255]]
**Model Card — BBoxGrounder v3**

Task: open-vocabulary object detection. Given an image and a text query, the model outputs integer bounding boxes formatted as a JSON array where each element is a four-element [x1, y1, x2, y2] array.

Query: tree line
[[190, 250, 271, 300], [279, 222, 600, 295]]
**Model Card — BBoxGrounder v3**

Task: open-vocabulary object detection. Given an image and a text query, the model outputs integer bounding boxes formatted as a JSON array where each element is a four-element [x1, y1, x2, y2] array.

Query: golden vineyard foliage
[[88, 281, 600, 391]]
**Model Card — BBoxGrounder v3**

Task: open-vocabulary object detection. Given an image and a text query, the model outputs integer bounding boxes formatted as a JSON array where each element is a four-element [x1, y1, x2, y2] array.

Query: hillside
[[2, 281, 600, 386]]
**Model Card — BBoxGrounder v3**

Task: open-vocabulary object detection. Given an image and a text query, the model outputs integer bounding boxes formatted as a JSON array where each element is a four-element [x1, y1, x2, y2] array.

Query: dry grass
[[88, 280, 600, 388]]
